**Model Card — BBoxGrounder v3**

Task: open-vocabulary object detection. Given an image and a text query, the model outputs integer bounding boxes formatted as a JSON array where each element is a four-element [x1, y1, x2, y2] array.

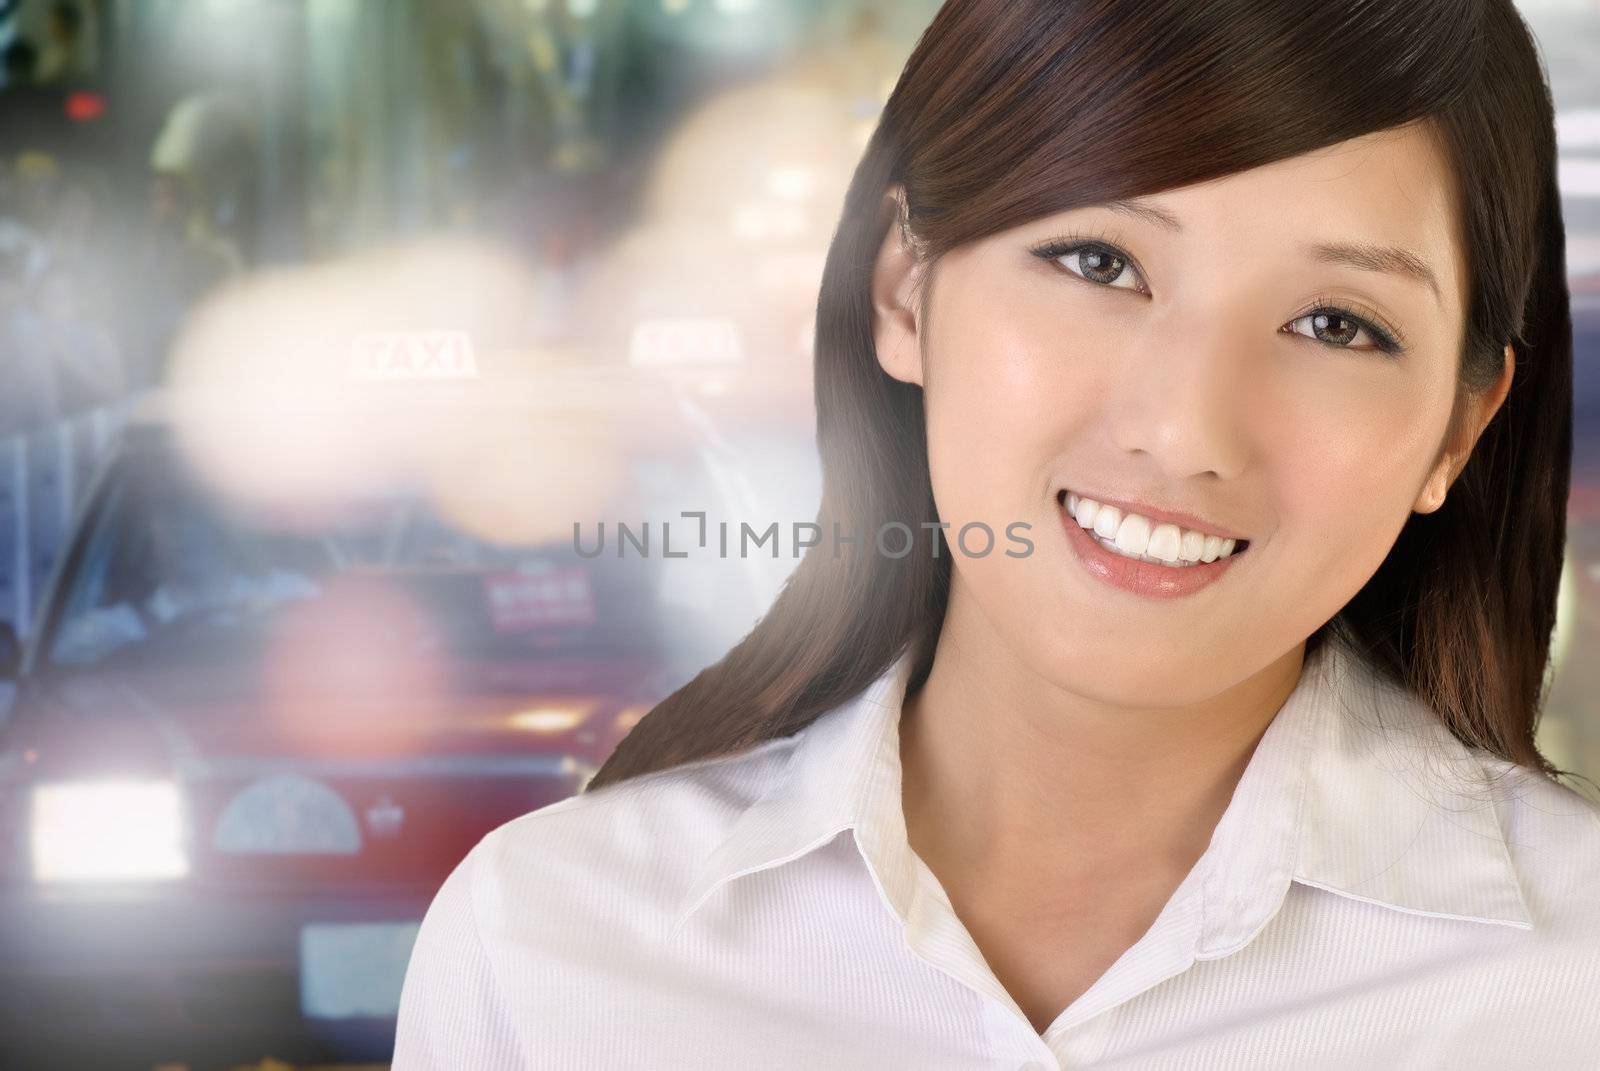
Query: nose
[[1104, 304, 1255, 481]]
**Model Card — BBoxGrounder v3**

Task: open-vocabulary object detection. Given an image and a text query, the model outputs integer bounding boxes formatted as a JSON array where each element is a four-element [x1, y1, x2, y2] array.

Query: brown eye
[[1028, 236, 1150, 294], [1318, 312, 1362, 345], [1283, 308, 1403, 355], [1057, 243, 1144, 291]]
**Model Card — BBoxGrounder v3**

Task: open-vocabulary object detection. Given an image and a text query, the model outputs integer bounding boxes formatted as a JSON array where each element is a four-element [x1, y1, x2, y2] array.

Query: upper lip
[[1059, 487, 1251, 543]]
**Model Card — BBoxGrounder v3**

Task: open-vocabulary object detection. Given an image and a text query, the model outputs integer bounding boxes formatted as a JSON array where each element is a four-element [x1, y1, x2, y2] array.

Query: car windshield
[[43, 443, 733, 678]]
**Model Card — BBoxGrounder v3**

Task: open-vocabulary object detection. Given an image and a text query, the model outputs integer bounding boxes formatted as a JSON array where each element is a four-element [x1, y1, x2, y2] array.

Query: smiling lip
[[1058, 496, 1245, 599], [1058, 488, 1251, 544]]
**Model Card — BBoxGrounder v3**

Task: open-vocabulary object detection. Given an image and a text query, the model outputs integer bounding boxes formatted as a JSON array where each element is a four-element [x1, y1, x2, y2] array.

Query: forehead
[[1133, 123, 1466, 307], [1167, 124, 1453, 223]]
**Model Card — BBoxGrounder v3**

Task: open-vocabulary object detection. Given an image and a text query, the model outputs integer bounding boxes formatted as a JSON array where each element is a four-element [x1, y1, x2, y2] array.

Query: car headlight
[[31, 780, 189, 883]]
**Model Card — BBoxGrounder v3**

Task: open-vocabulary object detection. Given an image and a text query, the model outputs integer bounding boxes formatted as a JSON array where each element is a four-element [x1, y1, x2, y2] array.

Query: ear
[[1413, 343, 1515, 514], [871, 186, 924, 387]]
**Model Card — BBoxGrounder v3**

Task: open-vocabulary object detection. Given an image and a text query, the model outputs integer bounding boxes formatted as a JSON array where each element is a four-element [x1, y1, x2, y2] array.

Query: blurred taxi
[[0, 371, 756, 1068]]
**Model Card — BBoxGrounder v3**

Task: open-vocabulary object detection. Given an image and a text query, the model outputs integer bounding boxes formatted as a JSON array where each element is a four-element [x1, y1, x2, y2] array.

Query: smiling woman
[[394, 1, 1597, 1068]]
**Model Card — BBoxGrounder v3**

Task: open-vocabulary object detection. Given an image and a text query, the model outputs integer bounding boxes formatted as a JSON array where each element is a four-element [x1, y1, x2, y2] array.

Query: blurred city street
[[0, 0, 1596, 1067]]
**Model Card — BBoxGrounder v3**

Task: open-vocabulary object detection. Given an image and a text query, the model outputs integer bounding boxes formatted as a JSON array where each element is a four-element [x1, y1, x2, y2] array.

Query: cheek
[[920, 278, 1109, 519], [1266, 372, 1450, 601], [1281, 470, 1406, 573]]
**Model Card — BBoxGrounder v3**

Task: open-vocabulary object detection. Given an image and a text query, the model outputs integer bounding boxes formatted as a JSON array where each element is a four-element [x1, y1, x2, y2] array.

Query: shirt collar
[[671, 633, 1533, 942]]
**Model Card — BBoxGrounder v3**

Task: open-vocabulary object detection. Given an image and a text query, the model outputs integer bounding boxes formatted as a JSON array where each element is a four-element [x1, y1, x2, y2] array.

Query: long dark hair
[[587, 0, 1580, 794]]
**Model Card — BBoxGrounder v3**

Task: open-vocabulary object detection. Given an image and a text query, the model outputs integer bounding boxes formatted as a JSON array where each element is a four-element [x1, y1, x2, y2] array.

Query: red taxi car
[[0, 378, 759, 1068]]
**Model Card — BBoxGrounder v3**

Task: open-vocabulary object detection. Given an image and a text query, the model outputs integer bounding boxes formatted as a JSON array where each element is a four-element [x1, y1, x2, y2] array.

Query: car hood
[[12, 654, 672, 780]]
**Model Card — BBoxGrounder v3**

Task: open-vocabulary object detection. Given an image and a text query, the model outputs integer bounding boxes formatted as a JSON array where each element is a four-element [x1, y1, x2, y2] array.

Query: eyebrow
[[1301, 241, 1442, 305], [1101, 198, 1443, 305], [1102, 198, 1185, 232]]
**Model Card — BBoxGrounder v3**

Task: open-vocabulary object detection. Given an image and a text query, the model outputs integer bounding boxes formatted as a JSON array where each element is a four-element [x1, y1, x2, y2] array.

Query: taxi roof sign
[[346, 331, 481, 382]]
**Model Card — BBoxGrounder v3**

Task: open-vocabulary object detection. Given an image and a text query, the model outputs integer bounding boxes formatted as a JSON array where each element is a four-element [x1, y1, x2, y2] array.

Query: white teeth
[[1063, 490, 1244, 566], [1113, 512, 1150, 557], [1146, 522, 1182, 563]]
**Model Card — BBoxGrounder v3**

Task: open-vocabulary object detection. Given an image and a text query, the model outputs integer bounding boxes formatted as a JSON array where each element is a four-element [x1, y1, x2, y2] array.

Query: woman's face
[[872, 123, 1513, 702]]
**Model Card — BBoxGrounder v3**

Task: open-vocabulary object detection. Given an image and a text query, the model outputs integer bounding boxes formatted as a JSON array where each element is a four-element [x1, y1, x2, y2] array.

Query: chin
[[1036, 633, 1236, 707]]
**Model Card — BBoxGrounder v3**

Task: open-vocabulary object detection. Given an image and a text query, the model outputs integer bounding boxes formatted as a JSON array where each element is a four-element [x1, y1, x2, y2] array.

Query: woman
[[395, 0, 1600, 1066]]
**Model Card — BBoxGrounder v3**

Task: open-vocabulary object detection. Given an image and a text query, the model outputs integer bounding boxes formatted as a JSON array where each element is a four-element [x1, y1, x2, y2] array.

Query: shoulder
[[396, 740, 797, 1068], [465, 735, 800, 941], [1477, 755, 1600, 934]]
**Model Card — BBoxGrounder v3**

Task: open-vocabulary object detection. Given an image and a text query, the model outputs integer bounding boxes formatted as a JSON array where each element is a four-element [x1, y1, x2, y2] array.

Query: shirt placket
[[898, 848, 1210, 1069]]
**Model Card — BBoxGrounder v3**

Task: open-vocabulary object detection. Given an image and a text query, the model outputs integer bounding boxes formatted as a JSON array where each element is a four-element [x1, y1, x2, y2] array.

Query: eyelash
[[1026, 232, 1409, 357]]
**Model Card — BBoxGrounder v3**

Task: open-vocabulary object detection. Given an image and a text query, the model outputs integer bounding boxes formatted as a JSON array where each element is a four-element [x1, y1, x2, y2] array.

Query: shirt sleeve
[[393, 838, 527, 1069]]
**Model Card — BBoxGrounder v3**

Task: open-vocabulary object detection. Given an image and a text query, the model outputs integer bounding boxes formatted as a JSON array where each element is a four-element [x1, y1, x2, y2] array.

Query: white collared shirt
[[394, 634, 1600, 1069]]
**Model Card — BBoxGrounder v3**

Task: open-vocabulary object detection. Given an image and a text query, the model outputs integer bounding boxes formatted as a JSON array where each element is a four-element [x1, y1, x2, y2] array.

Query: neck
[[899, 586, 1306, 885]]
